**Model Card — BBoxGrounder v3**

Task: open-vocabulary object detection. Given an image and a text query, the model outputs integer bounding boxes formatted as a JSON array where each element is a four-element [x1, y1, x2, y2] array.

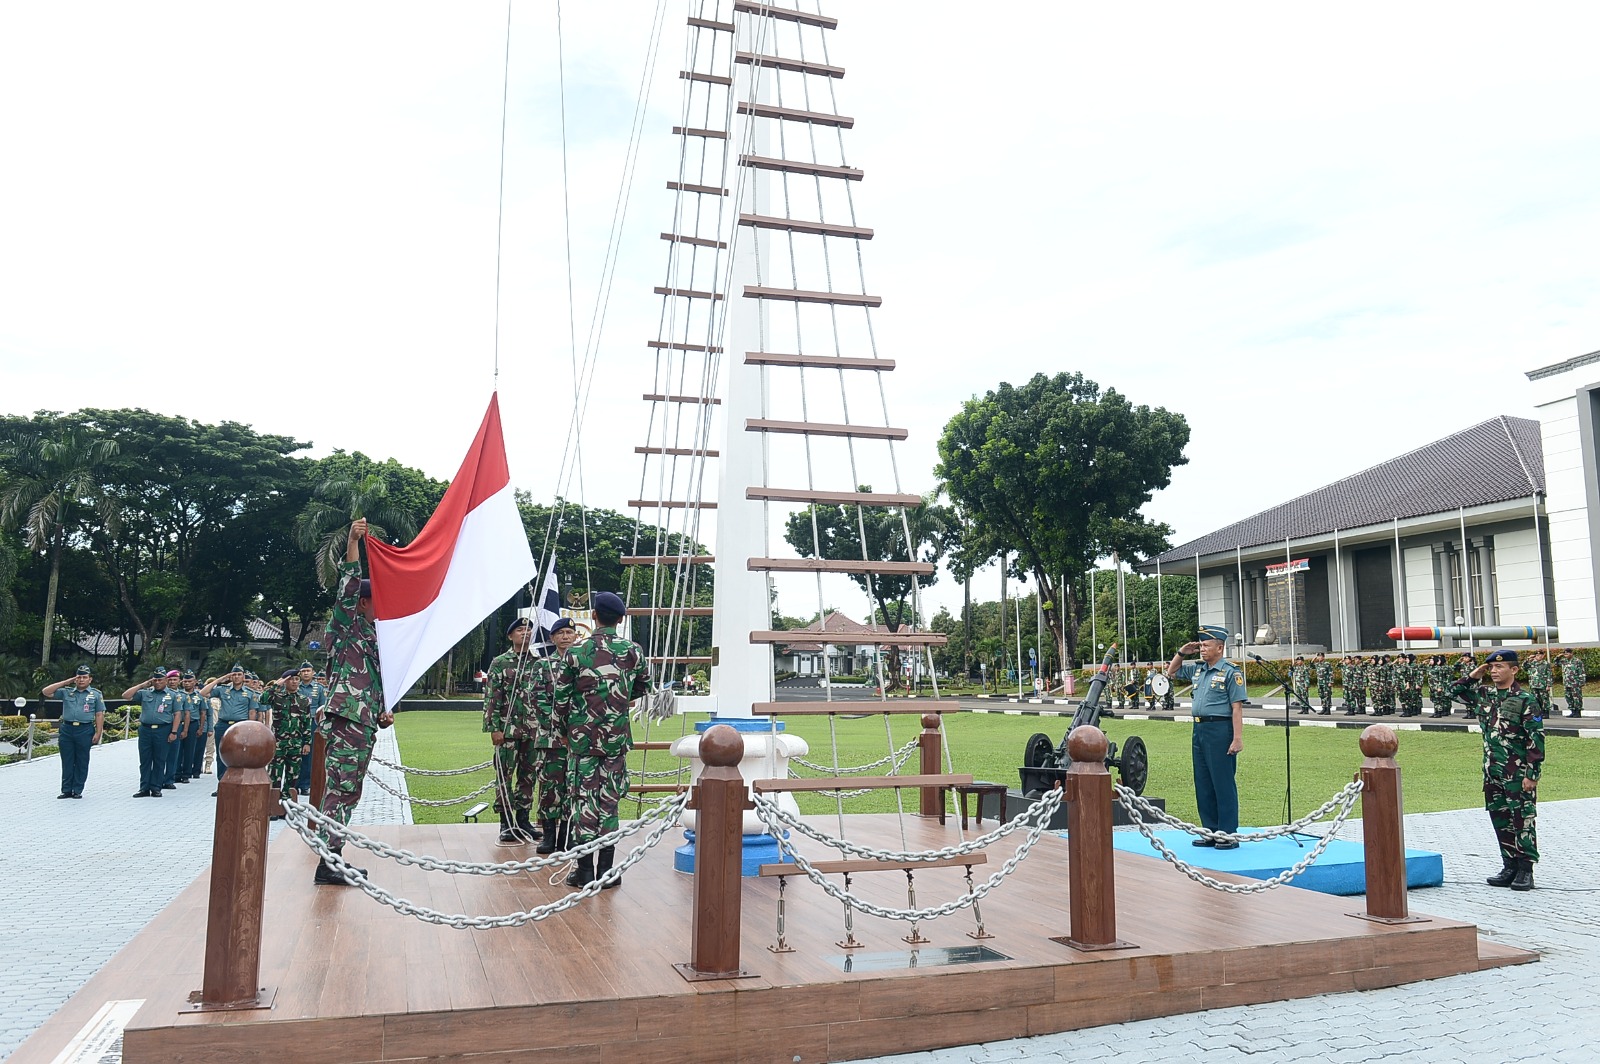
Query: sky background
[[3, 1, 1599, 622]]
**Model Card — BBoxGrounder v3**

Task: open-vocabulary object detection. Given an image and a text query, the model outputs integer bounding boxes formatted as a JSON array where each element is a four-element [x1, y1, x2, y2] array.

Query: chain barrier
[[755, 786, 1064, 862], [1112, 780, 1365, 894], [280, 797, 689, 928], [1113, 779, 1365, 843], [632, 766, 692, 779], [750, 791, 1059, 922], [280, 792, 691, 877], [789, 737, 919, 776], [364, 772, 498, 808], [368, 754, 494, 777]]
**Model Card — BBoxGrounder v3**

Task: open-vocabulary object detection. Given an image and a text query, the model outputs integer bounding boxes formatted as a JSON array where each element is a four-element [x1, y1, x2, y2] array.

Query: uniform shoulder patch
[[1233, 673, 1245, 686]]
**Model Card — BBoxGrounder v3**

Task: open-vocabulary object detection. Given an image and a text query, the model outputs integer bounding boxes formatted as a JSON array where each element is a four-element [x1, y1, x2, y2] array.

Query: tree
[[937, 372, 1190, 670], [294, 452, 438, 587], [0, 420, 120, 664]]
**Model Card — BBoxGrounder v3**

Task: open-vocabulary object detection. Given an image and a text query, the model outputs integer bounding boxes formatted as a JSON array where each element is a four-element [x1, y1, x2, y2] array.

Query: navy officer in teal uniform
[[123, 668, 178, 798], [1164, 624, 1247, 849], [42, 665, 106, 798], [201, 664, 261, 786]]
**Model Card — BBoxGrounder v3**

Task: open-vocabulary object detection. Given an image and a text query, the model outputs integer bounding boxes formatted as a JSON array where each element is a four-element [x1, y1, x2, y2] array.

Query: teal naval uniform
[[1171, 625, 1247, 846]]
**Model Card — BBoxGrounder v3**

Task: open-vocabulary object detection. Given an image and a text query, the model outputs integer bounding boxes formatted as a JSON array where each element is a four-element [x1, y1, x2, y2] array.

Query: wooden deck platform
[[12, 814, 1534, 1064]]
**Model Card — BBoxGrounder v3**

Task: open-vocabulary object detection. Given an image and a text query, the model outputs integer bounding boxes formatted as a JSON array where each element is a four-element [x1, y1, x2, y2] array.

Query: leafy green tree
[[0, 419, 120, 664], [295, 452, 438, 587], [937, 372, 1190, 669]]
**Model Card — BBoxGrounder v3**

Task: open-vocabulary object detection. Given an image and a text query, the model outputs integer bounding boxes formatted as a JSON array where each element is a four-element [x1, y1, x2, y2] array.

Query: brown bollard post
[[189, 721, 278, 1011], [918, 713, 942, 817], [309, 728, 328, 810], [1055, 725, 1134, 952], [1354, 724, 1424, 923], [676, 725, 757, 981]]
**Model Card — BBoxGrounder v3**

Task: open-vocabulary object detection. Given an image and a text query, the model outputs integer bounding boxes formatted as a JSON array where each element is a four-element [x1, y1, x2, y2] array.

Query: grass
[[391, 710, 1600, 828]]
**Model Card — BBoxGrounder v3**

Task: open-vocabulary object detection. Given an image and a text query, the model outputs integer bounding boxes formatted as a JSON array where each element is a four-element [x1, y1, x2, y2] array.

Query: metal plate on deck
[[831, 944, 1011, 972]]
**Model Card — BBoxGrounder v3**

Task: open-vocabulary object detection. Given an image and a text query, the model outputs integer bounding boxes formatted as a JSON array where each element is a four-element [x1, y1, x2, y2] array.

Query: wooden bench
[[462, 802, 490, 823]]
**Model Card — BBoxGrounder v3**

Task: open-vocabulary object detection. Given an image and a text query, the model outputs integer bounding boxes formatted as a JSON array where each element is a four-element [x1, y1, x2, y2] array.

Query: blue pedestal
[[694, 716, 785, 733], [674, 829, 791, 876], [1105, 827, 1445, 896]]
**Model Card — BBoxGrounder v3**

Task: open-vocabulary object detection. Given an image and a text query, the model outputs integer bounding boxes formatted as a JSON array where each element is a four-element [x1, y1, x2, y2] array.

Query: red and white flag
[[365, 394, 534, 709]]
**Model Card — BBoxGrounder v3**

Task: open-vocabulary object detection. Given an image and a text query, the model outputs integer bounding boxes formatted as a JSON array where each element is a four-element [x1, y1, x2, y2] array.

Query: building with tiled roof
[[772, 610, 932, 676]]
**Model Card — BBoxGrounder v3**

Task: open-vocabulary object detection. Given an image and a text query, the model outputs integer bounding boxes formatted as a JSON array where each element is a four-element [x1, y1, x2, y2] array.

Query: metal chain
[[1112, 781, 1365, 894], [1113, 779, 1364, 843], [751, 793, 1059, 921], [280, 798, 688, 928], [280, 792, 691, 876], [364, 772, 498, 808], [633, 766, 692, 779], [790, 737, 918, 775], [368, 754, 494, 777], [754, 787, 1064, 861]]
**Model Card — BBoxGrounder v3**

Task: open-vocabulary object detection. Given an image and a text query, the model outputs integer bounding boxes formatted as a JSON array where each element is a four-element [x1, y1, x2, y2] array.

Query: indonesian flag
[[365, 394, 535, 709]]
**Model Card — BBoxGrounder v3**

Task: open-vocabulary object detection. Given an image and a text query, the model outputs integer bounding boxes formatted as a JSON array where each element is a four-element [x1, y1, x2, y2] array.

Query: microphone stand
[[1249, 653, 1312, 847]]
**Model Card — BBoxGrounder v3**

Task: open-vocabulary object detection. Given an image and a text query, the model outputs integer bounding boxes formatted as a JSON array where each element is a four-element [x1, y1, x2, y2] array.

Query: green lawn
[[391, 711, 1600, 828]]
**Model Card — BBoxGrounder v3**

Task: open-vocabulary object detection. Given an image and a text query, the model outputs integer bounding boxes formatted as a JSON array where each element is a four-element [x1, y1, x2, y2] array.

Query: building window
[[1448, 545, 1498, 626]]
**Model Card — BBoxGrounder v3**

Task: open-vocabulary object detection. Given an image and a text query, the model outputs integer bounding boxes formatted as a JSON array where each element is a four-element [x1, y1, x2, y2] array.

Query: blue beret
[[593, 591, 626, 616], [548, 617, 574, 634], [280, 668, 299, 680], [1485, 649, 1519, 664], [1196, 624, 1229, 643], [507, 617, 533, 636], [75, 665, 92, 675]]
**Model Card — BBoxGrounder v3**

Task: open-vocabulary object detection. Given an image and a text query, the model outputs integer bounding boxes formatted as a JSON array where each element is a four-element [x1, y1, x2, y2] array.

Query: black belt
[[65, 721, 91, 726], [1195, 716, 1230, 723]]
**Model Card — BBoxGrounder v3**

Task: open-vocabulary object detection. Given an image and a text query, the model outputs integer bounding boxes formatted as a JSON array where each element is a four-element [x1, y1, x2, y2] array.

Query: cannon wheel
[[1116, 734, 1149, 796], [1023, 732, 1056, 770]]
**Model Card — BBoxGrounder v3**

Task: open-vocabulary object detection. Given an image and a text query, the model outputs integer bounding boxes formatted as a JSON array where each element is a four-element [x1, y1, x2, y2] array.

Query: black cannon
[[1018, 644, 1149, 797]]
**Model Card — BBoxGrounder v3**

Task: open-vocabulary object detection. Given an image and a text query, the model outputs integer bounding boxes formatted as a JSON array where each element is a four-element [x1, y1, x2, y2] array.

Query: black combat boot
[[535, 819, 558, 854], [1509, 859, 1535, 891], [1485, 860, 1516, 887], [314, 849, 367, 885], [515, 809, 541, 841], [596, 845, 620, 889], [497, 806, 518, 845], [565, 853, 596, 888]]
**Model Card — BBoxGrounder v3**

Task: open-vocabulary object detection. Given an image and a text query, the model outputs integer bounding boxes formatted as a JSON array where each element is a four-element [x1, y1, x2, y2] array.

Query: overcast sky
[[3, 2, 1598, 622]]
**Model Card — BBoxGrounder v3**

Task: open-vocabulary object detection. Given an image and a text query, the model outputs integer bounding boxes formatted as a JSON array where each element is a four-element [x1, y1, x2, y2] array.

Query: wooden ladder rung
[[636, 446, 722, 457], [643, 393, 721, 404], [739, 213, 872, 239], [747, 487, 921, 506], [648, 339, 723, 352], [738, 102, 853, 128], [739, 155, 863, 181], [629, 500, 715, 509], [631, 783, 690, 794], [651, 655, 713, 664], [655, 287, 724, 300], [628, 607, 714, 617], [744, 286, 881, 307], [622, 555, 715, 565], [666, 181, 729, 196], [754, 773, 973, 794], [751, 700, 962, 716], [750, 630, 947, 646], [736, 51, 844, 78], [634, 741, 678, 751], [660, 233, 728, 250], [672, 126, 728, 139], [746, 418, 906, 440], [745, 351, 894, 371], [688, 17, 733, 31], [747, 557, 934, 575], [759, 854, 987, 877], [679, 70, 732, 87], [733, 0, 837, 29]]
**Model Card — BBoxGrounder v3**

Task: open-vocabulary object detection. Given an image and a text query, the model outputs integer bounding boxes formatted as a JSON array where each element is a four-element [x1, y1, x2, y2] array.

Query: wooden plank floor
[[11, 814, 1534, 1064]]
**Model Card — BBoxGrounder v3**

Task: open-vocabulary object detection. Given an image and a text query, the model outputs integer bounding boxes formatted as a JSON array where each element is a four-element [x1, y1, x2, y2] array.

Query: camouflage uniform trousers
[[1401, 682, 1423, 716], [1348, 678, 1367, 713], [1485, 783, 1538, 863], [1564, 683, 1584, 716], [494, 737, 537, 815], [1318, 675, 1334, 713], [269, 733, 308, 795], [317, 714, 377, 845], [1161, 688, 1176, 712], [535, 745, 569, 820], [1372, 678, 1394, 714], [566, 750, 630, 846], [1291, 677, 1310, 710]]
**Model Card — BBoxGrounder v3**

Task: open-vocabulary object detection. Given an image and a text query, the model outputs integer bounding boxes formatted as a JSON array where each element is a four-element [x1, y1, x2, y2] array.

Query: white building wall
[[1493, 526, 1547, 644], [1533, 389, 1598, 642], [1400, 545, 1440, 649], [1198, 574, 1229, 630]]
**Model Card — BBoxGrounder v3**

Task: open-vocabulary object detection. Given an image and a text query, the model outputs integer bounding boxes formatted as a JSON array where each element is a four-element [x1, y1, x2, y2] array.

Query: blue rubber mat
[[1099, 828, 1445, 896]]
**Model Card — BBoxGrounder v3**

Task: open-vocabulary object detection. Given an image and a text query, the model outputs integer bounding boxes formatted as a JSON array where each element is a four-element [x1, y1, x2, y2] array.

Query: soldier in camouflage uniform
[[1291, 656, 1311, 714], [1311, 653, 1333, 715], [556, 591, 649, 889], [1341, 656, 1364, 715], [263, 669, 313, 817], [1368, 656, 1393, 715], [1558, 648, 1586, 718], [1400, 654, 1425, 717], [484, 617, 542, 845], [1455, 653, 1479, 716], [531, 617, 579, 855], [1427, 655, 1456, 717], [1523, 650, 1552, 718], [313, 519, 392, 886], [1452, 649, 1544, 890], [1161, 667, 1177, 712]]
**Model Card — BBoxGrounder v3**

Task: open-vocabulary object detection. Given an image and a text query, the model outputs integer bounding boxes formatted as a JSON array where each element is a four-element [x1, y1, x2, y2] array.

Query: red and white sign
[[1266, 557, 1310, 575]]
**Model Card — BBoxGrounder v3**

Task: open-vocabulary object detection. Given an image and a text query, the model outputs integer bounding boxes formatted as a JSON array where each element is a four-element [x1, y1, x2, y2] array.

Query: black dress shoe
[[314, 860, 351, 886], [133, 790, 150, 798], [1215, 840, 1240, 851], [1191, 837, 1216, 848], [58, 793, 71, 799], [162, 784, 176, 790], [151, 790, 163, 797], [72, 793, 83, 798]]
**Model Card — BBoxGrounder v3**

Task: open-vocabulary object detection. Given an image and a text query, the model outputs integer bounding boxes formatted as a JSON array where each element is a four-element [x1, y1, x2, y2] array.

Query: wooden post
[[189, 721, 278, 1011], [918, 713, 941, 816], [1055, 725, 1134, 951], [309, 728, 328, 810], [676, 725, 756, 981], [1354, 724, 1423, 923]]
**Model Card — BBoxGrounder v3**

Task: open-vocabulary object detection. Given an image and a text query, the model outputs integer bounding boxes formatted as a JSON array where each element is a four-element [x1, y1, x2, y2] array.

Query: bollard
[[1353, 725, 1425, 924], [309, 728, 328, 810], [189, 721, 278, 1011], [1055, 725, 1134, 952], [918, 713, 942, 817], [676, 724, 757, 981], [26, 714, 36, 761]]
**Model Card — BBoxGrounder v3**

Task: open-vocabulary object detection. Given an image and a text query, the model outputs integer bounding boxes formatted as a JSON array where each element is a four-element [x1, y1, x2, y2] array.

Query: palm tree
[[0, 425, 120, 664], [294, 473, 422, 587]]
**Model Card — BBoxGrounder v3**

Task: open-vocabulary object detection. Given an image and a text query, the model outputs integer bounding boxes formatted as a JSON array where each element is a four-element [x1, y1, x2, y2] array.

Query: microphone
[[1249, 653, 1266, 663]]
